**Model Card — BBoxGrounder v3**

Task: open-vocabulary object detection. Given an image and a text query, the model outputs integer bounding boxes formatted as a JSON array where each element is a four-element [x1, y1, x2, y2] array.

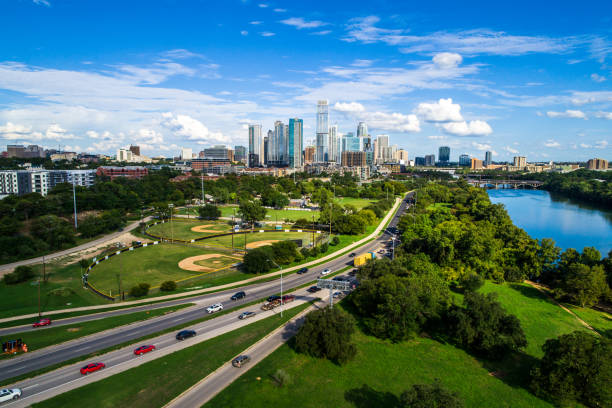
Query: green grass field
[[146, 219, 232, 241], [33, 303, 312, 408], [204, 281, 603, 408], [336, 197, 376, 210], [0, 304, 192, 360], [204, 231, 315, 249], [564, 303, 612, 338], [87, 244, 241, 296]]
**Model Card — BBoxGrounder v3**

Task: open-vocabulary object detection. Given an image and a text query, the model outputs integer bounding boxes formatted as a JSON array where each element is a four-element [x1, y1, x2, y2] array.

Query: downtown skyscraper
[[316, 100, 329, 162], [328, 124, 338, 163], [248, 124, 263, 167], [288, 118, 303, 168]]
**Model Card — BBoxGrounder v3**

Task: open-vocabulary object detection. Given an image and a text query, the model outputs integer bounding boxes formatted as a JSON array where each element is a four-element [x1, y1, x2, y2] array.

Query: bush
[[271, 369, 291, 387], [129, 283, 150, 297], [320, 242, 329, 253], [198, 204, 221, 220], [300, 247, 310, 258], [4, 265, 36, 284], [400, 381, 464, 408], [460, 273, 484, 292], [160, 280, 177, 292], [331, 236, 340, 246]]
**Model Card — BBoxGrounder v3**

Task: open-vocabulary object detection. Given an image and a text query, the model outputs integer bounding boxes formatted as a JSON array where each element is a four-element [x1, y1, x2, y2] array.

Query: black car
[[176, 330, 196, 340], [231, 291, 246, 301], [267, 295, 281, 302], [307, 286, 322, 293], [297, 267, 308, 274], [349, 252, 356, 257]]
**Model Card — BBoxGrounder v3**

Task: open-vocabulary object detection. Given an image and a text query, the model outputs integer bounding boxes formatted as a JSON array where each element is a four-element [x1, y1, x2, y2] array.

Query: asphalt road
[[0, 193, 410, 390]]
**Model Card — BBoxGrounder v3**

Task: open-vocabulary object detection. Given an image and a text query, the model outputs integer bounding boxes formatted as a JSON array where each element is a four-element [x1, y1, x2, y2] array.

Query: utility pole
[[268, 259, 283, 317], [201, 172, 204, 204], [42, 254, 46, 282], [231, 213, 235, 251], [37, 278, 41, 317], [72, 179, 78, 230], [168, 203, 174, 243], [312, 214, 315, 248]]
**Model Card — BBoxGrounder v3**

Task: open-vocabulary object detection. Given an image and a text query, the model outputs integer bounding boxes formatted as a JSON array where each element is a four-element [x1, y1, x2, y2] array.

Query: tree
[[530, 331, 612, 408], [238, 199, 267, 226], [295, 306, 356, 365], [447, 292, 527, 359], [0, 216, 22, 236], [160, 280, 177, 291], [31, 215, 75, 250], [3, 265, 36, 284], [561, 263, 608, 307], [198, 204, 221, 220], [129, 283, 150, 297], [400, 382, 464, 408], [241, 247, 274, 274], [460, 273, 484, 292]]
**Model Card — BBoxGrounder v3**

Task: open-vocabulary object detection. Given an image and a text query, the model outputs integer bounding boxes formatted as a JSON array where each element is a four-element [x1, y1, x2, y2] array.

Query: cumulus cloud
[[544, 139, 561, 148], [240, 30, 248, 36], [504, 146, 519, 154], [333, 101, 420, 132], [260, 32, 275, 37], [590, 73, 606, 82], [595, 111, 612, 120], [33, 0, 50, 6], [351, 59, 374, 67], [160, 112, 228, 143], [471, 141, 491, 150], [433, 52, 463, 69], [0, 122, 32, 140], [441, 120, 492, 136], [546, 109, 587, 119], [0, 122, 75, 141], [415, 98, 463, 122], [280, 17, 329, 29]]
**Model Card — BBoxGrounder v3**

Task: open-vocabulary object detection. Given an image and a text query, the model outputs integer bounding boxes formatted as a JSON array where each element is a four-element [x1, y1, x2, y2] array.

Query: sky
[[0, 0, 611, 162]]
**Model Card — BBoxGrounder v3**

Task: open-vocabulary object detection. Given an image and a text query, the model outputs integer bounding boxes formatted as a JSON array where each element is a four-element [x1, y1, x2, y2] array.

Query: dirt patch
[[67, 327, 81, 332], [246, 240, 280, 249], [178, 254, 226, 272], [191, 224, 224, 233], [212, 260, 221, 264]]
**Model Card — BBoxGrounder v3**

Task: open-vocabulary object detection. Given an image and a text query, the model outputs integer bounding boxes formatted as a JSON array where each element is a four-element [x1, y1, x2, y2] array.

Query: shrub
[[129, 283, 150, 297], [271, 369, 291, 387], [320, 242, 329, 253], [331, 236, 340, 246], [4, 265, 36, 285], [160, 280, 177, 292], [400, 381, 464, 408], [460, 273, 484, 292]]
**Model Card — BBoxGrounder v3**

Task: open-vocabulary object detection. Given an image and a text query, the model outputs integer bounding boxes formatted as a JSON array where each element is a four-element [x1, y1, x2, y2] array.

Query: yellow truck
[[353, 252, 376, 266]]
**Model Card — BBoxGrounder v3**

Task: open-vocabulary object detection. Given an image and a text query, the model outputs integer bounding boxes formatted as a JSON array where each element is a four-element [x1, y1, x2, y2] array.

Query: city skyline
[[0, 0, 610, 161]]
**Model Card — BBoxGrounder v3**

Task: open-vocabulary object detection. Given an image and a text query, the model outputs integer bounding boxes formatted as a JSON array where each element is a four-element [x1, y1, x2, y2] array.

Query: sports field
[[202, 230, 316, 249], [146, 219, 233, 241], [336, 197, 375, 209], [87, 243, 241, 296]]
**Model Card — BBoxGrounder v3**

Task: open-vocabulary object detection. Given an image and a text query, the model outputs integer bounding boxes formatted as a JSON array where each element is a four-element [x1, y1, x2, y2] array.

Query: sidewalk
[[0, 194, 404, 324]]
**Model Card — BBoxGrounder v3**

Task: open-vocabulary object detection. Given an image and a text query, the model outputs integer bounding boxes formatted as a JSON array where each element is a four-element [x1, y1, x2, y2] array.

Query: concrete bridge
[[467, 179, 544, 189]]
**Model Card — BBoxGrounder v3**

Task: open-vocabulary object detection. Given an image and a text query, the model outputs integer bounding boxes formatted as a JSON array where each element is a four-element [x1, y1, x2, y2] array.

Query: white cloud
[[258, 3, 268, 7], [427, 135, 447, 140], [0, 122, 32, 140], [160, 112, 228, 144], [33, 0, 50, 6], [595, 140, 609, 149], [441, 120, 492, 136], [0, 122, 75, 141], [433, 52, 463, 69], [504, 146, 519, 154], [544, 139, 561, 148], [343, 16, 572, 56], [260, 32, 276, 37], [311, 30, 332, 36], [274, 8, 286, 12], [415, 98, 463, 122], [351, 59, 374, 67], [132, 128, 164, 145], [590, 73, 606, 83], [249, 21, 263, 25], [333, 101, 420, 132], [471, 141, 492, 151], [161, 49, 205, 60], [280, 17, 329, 29], [113, 62, 196, 85], [595, 111, 612, 120], [546, 109, 587, 119], [45, 123, 74, 140], [240, 30, 249, 36]]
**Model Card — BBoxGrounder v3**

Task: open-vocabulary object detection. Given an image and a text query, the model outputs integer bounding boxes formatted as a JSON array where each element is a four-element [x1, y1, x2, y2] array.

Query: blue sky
[[0, 0, 610, 161]]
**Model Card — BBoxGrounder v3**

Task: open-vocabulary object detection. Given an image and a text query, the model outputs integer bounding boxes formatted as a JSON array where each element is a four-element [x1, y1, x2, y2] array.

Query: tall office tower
[[129, 145, 141, 156], [357, 122, 368, 138], [269, 121, 286, 166], [425, 154, 435, 166], [316, 100, 329, 162], [234, 145, 247, 163], [304, 146, 315, 163], [248, 124, 262, 167], [375, 135, 389, 164], [484, 151, 492, 166], [396, 149, 409, 162], [263, 136, 269, 165], [513, 156, 526, 167], [361, 135, 372, 152], [265, 130, 273, 165], [328, 124, 338, 163], [438, 146, 450, 163], [180, 147, 192, 160], [288, 118, 303, 168], [342, 132, 361, 152], [459, 154, 471, 166]]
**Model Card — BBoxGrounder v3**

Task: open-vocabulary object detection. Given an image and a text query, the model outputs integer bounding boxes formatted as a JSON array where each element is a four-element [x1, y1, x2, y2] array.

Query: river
[[487, 189, 612, 255]]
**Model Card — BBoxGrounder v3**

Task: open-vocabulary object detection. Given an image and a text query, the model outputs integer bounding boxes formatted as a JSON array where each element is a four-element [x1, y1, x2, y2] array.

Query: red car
[[281, 295, 295, 303], [134, 345, 156, 355], [80, 362, 105, 375], [32, 318, 51, 328]]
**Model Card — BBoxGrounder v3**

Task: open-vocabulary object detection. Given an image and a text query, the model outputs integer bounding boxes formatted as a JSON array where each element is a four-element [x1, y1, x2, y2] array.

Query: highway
[[0, 193, 411, 405]]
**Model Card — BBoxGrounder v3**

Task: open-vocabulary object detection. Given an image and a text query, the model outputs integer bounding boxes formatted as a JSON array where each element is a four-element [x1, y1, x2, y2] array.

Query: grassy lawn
[[34, 302, 312, 408], [204, 231, 315, 249], [263, 208, 320, 222], [336, 197, 376, 210], [88, 243, 241, 296], [219, 205, 239, 218], [0, 304, 192, 360], [146, 219, 232, 241], [205, 281, 596, 408], [564, 304, 612, 338]]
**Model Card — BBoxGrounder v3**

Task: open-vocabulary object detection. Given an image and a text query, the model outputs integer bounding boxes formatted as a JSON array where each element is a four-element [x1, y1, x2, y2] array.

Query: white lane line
[[21, 383, 39, 390]]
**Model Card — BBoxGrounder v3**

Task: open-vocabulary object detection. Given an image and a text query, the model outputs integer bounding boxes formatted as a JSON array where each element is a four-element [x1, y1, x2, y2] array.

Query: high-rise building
[[129, 145, 141, 156], [415, 157, 426, 166], [586, 158, 608, 170], [328, 124, 338, 163], [471, 158, 484, 170], [396, 149, 409, 162], [341, 151, 367, 167], [459, 154, 471, 166], [425, 154, 435, 166], [513, 156, 527, 168], [203, 145, 232, 160], [304, 146, 315, 163], [268, 120, 287, 166], [288, 118, 303, 168], [116, 148, 133, 162], [484, 151, 492, 166], [6, 145, 45, 159], [438, 146, 450, 163], [263, 135, 269, 165], [375, 135, 389, 164], [180, 147, 193, 160], [357, 122, 368, 138], [342, 132, 362, 152], [248, 124, 263, 167], [234, 146, 247, 163], [316, 100, 329, 162]]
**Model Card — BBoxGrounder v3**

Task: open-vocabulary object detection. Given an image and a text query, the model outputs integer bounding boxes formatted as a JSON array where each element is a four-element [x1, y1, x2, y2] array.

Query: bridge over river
[[466, 179, 544, 189]]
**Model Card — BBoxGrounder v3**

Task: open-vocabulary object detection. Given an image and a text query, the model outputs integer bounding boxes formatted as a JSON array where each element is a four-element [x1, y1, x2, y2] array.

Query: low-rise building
[[96, 166, 148, 180], [587, 158, 608, 170]]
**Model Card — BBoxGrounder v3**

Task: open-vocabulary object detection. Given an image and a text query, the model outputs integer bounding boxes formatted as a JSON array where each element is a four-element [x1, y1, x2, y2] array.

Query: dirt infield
[[245, 240, 280, 249], [178, 254, 233, 272], [190, 224, 222, 233]]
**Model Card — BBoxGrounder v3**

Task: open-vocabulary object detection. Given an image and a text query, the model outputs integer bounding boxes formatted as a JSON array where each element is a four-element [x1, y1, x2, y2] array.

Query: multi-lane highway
[[0, 192, 411, 404]]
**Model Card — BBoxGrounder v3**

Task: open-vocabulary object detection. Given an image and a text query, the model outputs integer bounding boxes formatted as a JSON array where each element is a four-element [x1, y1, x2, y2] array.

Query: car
[[32, 318, 51, 328], [80, 362, 105, 375], [281, 294, 295, 303], [333, 291, 344, 299], [0, 388, 22, 402], [348, 270, 357, 276], [231, 291, 246, 301], [231, 355, 251, 368], [332, 276, 347, 281], [297, 267, 308, 274], [176, 330, 196, 340], [349, 252, 356, 257], [206, 303, 223, 313], [238, 311, 256, 320], [267, 295, 281, 303], [321, 268, 332, 276], [307, 286, 322, 293], [134, 345, 156, 355]]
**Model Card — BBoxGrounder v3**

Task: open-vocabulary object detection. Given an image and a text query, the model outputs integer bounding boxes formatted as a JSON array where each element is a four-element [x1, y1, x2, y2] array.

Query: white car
[[206, 303, 223, 314], [321, 269, 332, 276], [0, 388, 21, 402]]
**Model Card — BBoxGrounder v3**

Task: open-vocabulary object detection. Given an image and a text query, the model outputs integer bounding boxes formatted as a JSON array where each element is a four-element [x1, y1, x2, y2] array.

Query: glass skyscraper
[[439, 146, 450, 163], [288, 118, 303, 168], [316, 100, 329, 162]]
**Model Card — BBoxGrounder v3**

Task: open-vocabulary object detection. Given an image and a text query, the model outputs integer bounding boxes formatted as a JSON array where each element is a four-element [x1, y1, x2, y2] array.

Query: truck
[[353, 251, 376, 266]]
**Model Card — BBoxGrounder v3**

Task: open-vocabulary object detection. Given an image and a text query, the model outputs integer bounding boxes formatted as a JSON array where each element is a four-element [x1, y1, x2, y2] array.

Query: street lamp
[[391, 237, 396, 260], [168, 203, 174, 243], [267, 258, 283, 317]]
